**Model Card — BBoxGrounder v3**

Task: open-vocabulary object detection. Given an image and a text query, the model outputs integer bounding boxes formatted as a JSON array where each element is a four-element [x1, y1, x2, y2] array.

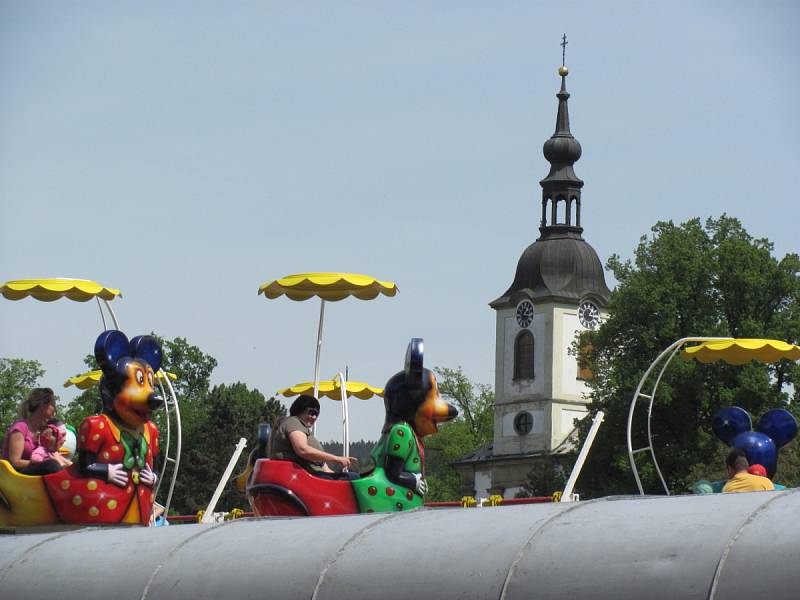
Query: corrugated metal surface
[[1, 490, 797, 600]]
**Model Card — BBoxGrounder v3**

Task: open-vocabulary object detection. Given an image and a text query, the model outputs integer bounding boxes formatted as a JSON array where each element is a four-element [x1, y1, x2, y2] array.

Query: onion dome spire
[[539, 34, 584, 237]]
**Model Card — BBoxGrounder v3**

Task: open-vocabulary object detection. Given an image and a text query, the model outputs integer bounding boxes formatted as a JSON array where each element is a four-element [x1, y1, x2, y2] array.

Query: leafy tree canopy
[[576, 215, 800, 497], [424, 366, 494, 501], [0, 358, 45, 428]]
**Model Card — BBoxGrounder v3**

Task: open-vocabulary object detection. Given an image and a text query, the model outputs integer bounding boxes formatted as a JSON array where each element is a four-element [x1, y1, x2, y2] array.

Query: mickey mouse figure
[[45, 331, 164, 524], [712, 406, 798, 478], [351, 339, 458, 512]]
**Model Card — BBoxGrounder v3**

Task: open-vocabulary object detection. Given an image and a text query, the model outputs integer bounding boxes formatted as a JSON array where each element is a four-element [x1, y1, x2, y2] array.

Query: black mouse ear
[[129, 335, 163, 373], [404, 338, 424, 386], [95, 330, 130, 374]]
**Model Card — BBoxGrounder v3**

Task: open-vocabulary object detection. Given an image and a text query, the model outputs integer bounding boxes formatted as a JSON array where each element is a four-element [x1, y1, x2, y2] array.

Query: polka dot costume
[[352, 423, 424, 513]]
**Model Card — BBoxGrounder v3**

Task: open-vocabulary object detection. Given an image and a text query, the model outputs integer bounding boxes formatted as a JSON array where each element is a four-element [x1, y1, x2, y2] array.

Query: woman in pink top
[[1, 387, 63, 475]]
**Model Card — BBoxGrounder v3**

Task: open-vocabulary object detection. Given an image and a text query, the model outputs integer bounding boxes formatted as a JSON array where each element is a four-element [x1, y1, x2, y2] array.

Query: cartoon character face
[[113, 357, 161, 428], [383, 339, 458, 438], [412, 371, 458, 437], [95, 331, 164, 429]]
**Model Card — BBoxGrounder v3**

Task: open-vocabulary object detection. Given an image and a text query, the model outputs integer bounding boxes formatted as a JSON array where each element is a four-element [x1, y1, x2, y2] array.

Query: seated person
[[722, 448, 774, 493], [31, 419, 72, 468], [1, 388, 64, 475], [270, 395, 358, 480]]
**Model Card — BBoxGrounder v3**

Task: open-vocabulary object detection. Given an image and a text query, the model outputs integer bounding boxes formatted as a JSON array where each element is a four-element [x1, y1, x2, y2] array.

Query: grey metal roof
[[1, 490, 798, 599]]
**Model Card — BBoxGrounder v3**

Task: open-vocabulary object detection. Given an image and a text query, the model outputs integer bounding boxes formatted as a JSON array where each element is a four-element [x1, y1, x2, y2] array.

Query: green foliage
[[175, 383, 286, 514], [519, 455, 570, 498], [576, 215, 800, 497], [0, 358, 45, 428], [322, 439, 377, 472], [424, 367, 494, 501]]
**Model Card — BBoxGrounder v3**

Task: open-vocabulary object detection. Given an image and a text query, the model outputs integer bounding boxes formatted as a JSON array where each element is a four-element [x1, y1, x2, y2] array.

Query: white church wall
[[554, 308, 586, 399], [498, 308, 547, 403], [502, 409, 545, 437]]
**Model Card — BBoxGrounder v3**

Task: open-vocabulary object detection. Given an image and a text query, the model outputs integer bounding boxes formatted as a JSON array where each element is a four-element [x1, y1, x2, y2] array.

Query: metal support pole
[[313, 299, 325, 399], [201, 437, 247, 524], [334, 372, 350, 458], [561, 411, 604, 502]]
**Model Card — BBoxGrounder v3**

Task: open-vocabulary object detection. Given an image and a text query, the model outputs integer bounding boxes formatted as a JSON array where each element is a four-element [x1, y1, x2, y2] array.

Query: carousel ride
[[0, 279, 182, 527], [628, 337, 800, 495]]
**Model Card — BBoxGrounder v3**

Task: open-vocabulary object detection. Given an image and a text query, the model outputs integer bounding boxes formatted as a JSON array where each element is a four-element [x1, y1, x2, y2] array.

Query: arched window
[[513, 330, 534, 380], [556, 196, 566, 224]]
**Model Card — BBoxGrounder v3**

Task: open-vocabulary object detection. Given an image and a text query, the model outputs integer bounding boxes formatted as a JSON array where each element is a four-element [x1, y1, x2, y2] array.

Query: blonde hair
[[18, 387, 56, 420]]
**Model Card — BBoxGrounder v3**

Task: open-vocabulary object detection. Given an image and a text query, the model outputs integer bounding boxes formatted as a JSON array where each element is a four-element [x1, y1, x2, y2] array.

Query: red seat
[[247, 459, 358, 517]]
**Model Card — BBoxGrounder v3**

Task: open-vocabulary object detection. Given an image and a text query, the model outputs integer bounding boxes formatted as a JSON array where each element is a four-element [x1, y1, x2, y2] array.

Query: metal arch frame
[[152, 370, 182, 519], [95, 297, 121, 330], [627, 336, 732, 495]]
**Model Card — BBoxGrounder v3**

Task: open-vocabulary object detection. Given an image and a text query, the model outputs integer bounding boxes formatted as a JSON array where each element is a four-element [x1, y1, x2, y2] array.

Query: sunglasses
[[306, 409, 319, 417]]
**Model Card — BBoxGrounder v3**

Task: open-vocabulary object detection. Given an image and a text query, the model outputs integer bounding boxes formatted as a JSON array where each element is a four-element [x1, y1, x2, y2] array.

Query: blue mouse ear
[[404, 338, 424, 386], [95, 330, 130, 373], [757, 409, 798, 449], [129, 335, 163, 373], [712, 407, 752, 445]]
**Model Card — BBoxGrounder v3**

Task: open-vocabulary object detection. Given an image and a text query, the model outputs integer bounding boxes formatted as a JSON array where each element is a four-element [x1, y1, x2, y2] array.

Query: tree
[[0, 358, 45, 429], [576, 215, 800, 498], [176, 384, 286, 514], [424, 367, 494, 501], [62, 354, 101, 427]]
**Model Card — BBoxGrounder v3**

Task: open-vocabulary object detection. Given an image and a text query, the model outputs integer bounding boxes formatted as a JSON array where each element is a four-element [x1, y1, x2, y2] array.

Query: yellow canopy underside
[[258, 272, 398, 302], [64, 369, 176, 390], [682, 339, 800, 365], [1, 278, 121, 302], [277, 380, 383, 400]]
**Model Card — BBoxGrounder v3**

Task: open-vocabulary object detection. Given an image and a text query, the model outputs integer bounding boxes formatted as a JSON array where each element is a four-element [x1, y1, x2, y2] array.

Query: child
[[31, 420, 72, 468]]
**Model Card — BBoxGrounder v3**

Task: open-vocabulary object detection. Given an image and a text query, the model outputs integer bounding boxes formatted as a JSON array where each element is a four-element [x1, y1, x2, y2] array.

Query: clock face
[[579, 301, 600, 329], [516, 300, 534, 328]]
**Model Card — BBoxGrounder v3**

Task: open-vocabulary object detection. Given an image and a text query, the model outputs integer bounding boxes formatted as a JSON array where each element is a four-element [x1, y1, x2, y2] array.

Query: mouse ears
[[404, 338, 424, 386], [757, 409, 798, 449], [712, 407, 752, 445], [94, 331, 163, 373]]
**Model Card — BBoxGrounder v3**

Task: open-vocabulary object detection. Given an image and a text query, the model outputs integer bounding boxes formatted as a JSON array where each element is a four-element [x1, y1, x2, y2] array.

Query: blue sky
[[1, 1, 798, 442]]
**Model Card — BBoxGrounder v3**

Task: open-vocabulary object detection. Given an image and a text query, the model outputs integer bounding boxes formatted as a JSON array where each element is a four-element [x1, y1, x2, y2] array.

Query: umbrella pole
[[313, 299, 325, 399], [336, 372, 349, 459]]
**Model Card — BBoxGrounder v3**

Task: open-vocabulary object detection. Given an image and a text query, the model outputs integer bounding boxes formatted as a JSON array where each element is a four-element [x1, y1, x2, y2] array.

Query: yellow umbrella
[[1, 278, 122, 329], [682, 338, 800, 365], [259, 273, 398, 397], [277, 376, 383, 457], [277, 380, 384, 400], [65, 369, 177, 390]]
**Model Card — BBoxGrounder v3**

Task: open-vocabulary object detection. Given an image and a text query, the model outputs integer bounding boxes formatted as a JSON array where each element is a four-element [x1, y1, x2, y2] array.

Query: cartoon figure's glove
[[414, 473, 428, 495], [107, 463, 129, 487], [139, 465, 158, 488]]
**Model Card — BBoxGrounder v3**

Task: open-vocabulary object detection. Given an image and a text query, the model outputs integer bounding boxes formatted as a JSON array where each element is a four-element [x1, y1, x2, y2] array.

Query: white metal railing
[[627, 337, 732, 495]]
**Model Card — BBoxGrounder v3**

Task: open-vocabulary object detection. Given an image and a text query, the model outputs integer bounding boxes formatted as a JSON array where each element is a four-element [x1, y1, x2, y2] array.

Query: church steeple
[[539, 35, 584, 238]]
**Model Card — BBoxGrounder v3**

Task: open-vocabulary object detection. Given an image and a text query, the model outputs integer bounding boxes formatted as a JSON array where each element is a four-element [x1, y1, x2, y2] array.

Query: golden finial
[[559, 34, 569, 76]]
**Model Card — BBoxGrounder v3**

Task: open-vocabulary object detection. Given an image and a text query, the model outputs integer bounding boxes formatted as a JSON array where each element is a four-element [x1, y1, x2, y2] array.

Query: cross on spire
[[561, 34, 568, 66]]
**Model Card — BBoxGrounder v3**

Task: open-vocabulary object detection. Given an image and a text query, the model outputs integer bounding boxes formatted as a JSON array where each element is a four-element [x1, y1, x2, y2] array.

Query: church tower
[[455, 48, 611, 499]]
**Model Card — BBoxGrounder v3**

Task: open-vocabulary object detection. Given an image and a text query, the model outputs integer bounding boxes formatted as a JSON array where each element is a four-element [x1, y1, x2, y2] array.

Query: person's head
[[290, 394, 320, 427], [18, 387, 57, 425], [726, 448, 749, 476], [747, 463, 768, 478], [38, 419, 67, 452]]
